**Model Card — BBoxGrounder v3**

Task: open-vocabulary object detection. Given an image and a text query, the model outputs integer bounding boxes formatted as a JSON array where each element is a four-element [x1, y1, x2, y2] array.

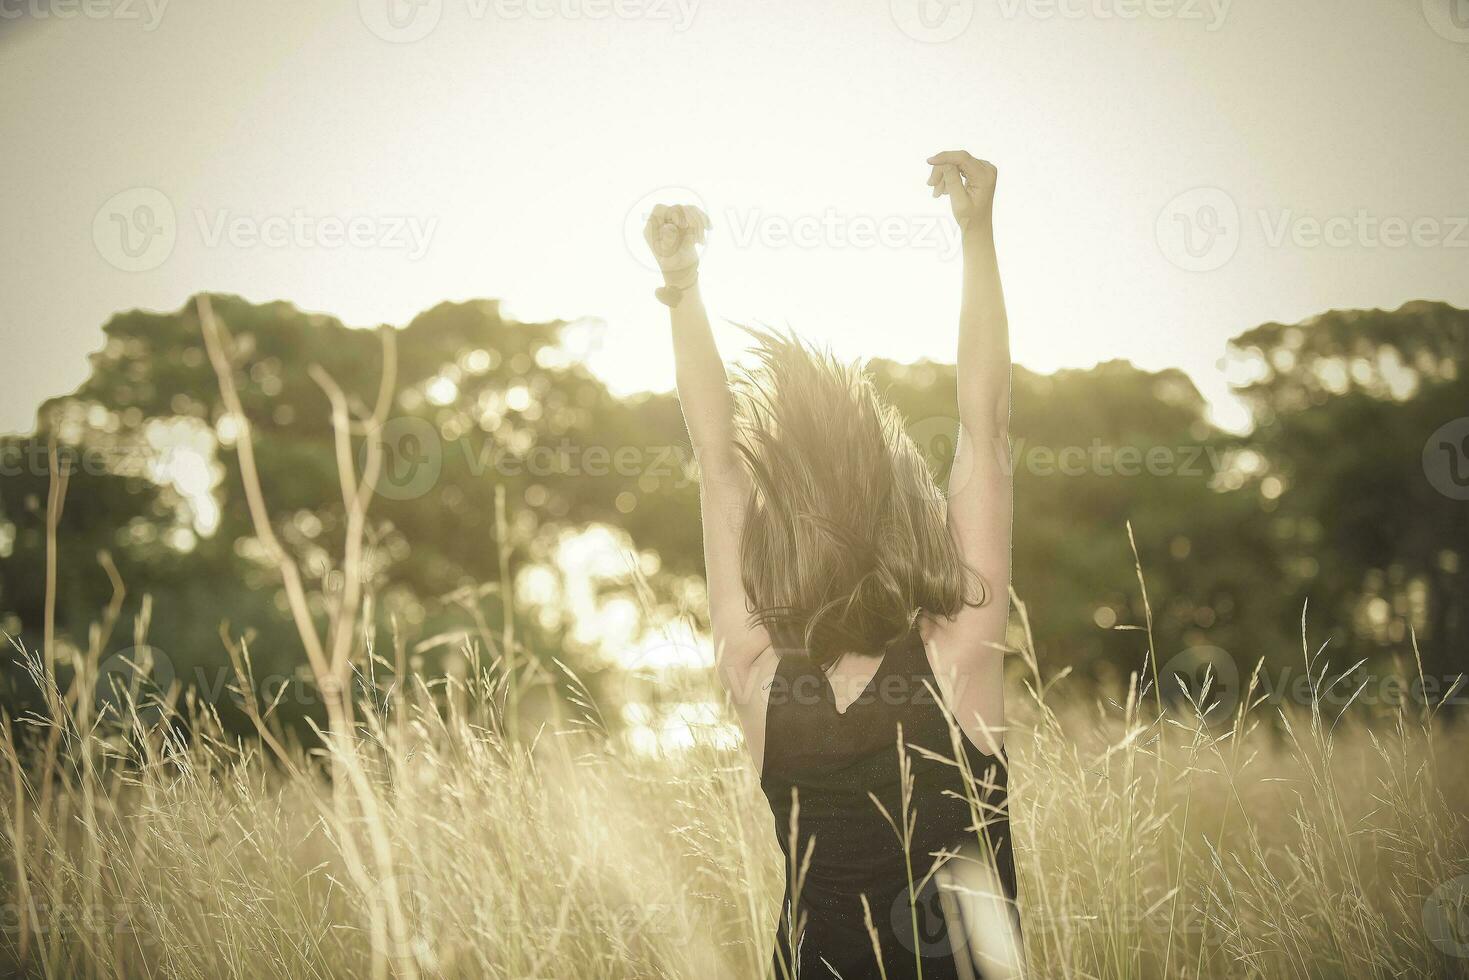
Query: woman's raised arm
[[923, 151, 1013, 756], [642, 205, 772, 682]]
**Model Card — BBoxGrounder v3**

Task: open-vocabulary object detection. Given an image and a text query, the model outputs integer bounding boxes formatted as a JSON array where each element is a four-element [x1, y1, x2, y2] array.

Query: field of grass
[[4, 347, 1466, 978], [2, 591, 1466, 980]]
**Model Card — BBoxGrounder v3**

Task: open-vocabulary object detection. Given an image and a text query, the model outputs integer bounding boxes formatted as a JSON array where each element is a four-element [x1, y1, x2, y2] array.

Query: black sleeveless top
[[760, 624, 1018, 979]]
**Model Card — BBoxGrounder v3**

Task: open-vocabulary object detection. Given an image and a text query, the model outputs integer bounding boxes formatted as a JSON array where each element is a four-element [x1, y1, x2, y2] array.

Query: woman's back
[[760, 625, 1018, 979], [641, 148, 1018, 977]]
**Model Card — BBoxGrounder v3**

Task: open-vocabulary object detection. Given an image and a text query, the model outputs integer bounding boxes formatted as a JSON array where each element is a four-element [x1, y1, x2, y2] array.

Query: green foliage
[[1, 295, 1464, 729], [1228, 301, 1469, 682]]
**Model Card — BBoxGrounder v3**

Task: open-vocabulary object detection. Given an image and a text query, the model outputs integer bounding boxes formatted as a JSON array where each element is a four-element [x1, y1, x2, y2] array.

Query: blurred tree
[[0, 295, 698, 732], [1227, 301, 1468, 685], [872, 358, 1288, 684], [2, 295, 1462, 734]]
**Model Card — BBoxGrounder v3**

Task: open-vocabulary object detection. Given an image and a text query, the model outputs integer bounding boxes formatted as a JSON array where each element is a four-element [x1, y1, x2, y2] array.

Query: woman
[[644, 150, 1019, 980]]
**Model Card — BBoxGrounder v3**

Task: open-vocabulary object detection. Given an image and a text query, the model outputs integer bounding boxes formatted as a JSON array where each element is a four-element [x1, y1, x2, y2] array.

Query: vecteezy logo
[[359, 0, 443, 42], [904, 415, 964, 498], [1422, 0, 1469, 42], [613, 635, 707, 721], [623, 186, 710, 275], [95, 645, 175, 725], [891, 856, 1021, 971], [1155, 187, 1240, 272], [1423, 875, 1469, 958], [365, 871, 433, 961], [93, 187, 176, 272], [1423, 417, 1469, 500], [1160, 645, 1240, 721], [366, 416, 443, 500], [890, 0, 974, 42], [892, 875, 969, 959]]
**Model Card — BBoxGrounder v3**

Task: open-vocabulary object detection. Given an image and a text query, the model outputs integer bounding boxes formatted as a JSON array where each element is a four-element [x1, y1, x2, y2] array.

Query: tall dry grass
[[1, 583, 1465, 979], [1, 297, 1464, 978]]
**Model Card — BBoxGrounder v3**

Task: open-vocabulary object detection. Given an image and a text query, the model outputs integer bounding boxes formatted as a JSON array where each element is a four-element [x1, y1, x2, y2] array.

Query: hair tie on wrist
[[656, 273, 697, 308]]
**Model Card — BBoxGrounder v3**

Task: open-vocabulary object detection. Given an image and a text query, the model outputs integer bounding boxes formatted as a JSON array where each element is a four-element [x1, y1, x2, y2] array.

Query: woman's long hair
[[732, 328, 985, 667]]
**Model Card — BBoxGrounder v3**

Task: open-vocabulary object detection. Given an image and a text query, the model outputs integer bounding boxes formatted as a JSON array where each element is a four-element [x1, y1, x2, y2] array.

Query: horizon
[[11, 289, 1461, 439]]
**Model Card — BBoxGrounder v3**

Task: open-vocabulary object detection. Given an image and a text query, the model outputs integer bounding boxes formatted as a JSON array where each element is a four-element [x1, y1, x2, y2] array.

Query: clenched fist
[[926, 151, 997, 233], [642, 203, 710, 285]]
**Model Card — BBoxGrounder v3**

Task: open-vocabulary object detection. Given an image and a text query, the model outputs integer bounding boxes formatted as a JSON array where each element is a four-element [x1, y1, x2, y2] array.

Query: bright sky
[[2, 0, 1467, 435]]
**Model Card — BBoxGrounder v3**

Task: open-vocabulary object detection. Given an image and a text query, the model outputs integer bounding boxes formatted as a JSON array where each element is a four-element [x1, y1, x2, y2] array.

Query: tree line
[[0, 295, 1463, 733]]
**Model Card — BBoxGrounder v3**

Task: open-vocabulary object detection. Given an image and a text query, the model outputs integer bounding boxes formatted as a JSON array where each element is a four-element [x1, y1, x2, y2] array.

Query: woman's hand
[[927, 150, 997, 235], [642, 203, 710, 287]]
